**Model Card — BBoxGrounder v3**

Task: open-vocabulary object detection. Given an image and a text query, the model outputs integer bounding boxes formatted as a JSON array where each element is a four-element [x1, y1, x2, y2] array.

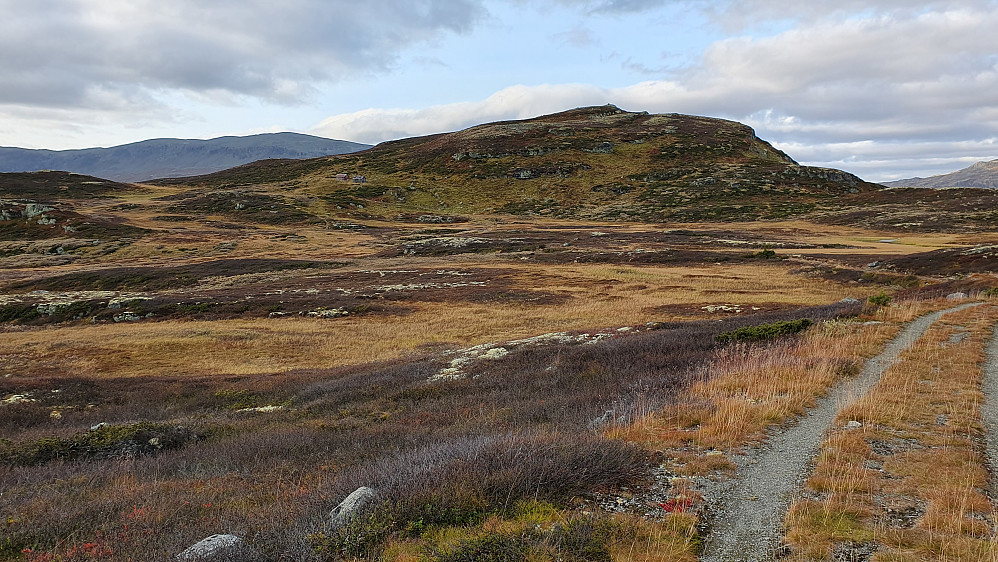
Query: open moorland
[[3, 107, 998, 561]]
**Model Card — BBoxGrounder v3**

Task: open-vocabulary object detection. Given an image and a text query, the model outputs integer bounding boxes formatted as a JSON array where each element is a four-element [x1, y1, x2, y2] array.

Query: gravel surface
[[981, 319, 998, 496], [699, 302, 982, 562]]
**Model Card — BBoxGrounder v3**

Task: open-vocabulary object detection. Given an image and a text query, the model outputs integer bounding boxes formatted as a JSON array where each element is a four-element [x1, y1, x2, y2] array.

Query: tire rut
[[981, 319, 998, 497], [699, 302, 982, 562]]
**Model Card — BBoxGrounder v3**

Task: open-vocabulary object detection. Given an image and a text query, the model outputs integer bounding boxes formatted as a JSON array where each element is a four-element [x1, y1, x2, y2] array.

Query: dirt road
[[700, 303, 982, 561]]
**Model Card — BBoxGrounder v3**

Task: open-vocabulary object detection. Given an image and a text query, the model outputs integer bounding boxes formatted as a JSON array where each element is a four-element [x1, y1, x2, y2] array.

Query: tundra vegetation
[[3, 107, 998, 560]]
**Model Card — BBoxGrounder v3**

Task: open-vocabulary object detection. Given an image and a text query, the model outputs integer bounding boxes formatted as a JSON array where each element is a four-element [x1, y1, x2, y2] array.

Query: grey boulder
[[330, 486, 378, 529], [176, 534, 246, 561]]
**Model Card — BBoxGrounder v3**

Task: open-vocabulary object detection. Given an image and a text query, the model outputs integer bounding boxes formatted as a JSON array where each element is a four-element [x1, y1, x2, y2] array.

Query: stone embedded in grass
[[946, 292, 968, 300], [845, 420, 863, 429], [329, 486, 377, 529], [113, 312, 142, 322], [176, 534, 244, 561]]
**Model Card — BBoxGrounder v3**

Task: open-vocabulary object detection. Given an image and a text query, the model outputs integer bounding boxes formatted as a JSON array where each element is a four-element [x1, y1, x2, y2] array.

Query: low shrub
[[750, 248, 778, 259], [867, 292, 891, 306], [1, 422, 201, 465], [315, 433, 652, 559], [716, 318, 813, 344]]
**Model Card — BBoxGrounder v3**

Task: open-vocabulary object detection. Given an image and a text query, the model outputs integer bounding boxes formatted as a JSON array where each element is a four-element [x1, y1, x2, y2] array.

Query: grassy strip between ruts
[[783, 303, 998, 560]]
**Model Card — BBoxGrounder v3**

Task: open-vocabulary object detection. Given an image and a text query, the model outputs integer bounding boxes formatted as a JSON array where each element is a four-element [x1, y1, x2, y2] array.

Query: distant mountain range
[[885, 159, 998, 189], [0, 133, 371, 182]]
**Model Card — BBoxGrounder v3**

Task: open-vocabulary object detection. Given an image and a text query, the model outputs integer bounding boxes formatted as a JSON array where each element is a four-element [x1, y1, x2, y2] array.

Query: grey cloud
[[0, 0, 486, 110]]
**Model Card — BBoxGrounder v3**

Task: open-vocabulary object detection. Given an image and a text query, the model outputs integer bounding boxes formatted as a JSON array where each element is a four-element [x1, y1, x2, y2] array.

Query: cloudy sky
[[1, 0, 996, 181]]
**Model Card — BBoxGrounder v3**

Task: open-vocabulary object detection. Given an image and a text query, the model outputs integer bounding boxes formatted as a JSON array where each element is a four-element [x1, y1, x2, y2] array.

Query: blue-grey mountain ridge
[[0, 132, 371, 182]]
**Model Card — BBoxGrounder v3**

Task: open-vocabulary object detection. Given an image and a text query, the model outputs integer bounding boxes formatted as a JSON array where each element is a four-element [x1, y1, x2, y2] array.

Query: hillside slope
[[0, 132, 371, 182], [886, 159, 998, 189], [159, 105, 881, 223]]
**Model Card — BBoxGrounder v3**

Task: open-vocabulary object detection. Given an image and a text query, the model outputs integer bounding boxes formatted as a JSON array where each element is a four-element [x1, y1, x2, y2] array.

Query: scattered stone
[[176, 534, 246, 561], [113, 312, 142, 322], [588, 409, 615, 430], [839, 297, 861, 304], [49, 410, 62, 420], [866, 261, 882, 268], [330, 486, 378, 529], [305, 307, 349, 319], [946, 292, 968, 300], [90, 422, 108, 431], [2, 394, 36, 405], [832, 541, 877, 560], [845, 420, 863, 429]]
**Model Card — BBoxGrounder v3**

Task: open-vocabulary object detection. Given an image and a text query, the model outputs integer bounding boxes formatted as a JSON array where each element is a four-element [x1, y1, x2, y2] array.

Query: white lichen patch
[[305, 307, 349, 318], [427, 330, 624, 382], [702, 304, 743, 314], [372, 282, 486, 292], [2, 393, 36, 405], [236, 405, 285, 413], [479, 347, 509, 360]]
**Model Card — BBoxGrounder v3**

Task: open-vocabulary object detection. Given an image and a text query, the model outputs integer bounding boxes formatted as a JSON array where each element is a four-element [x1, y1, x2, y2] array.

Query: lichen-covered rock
[[329, 486, 377, 529], [946, 292, 968, 300], [176, 534, 244, 561]]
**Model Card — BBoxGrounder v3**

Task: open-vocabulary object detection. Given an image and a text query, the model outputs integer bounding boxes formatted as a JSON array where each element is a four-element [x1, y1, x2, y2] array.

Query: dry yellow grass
[[0, 260, 862, 379], [783, 304, 998, 561], [610, 314, 898, 456]]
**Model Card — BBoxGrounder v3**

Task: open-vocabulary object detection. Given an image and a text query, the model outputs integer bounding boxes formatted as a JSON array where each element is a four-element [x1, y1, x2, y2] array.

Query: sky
[[1, 1, 996, 182]]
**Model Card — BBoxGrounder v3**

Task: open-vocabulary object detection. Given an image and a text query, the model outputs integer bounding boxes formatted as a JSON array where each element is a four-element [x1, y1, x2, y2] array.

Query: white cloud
[[314, 5, 998, 181]]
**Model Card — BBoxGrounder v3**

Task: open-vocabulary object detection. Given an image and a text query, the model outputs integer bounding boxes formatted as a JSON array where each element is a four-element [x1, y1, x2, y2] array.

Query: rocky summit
[[159, 105, 881, 223]]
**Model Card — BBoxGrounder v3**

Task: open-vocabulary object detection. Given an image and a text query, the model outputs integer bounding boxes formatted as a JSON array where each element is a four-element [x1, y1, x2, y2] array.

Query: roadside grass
[[783, 304, 998, 560], [601, 297, 963, 559], [609, 310, 898, 455]]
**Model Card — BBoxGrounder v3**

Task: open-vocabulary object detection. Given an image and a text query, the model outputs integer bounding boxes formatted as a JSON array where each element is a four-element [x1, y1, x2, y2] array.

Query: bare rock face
[[329, 486, 378, 529], [176, 534, 245, 561]]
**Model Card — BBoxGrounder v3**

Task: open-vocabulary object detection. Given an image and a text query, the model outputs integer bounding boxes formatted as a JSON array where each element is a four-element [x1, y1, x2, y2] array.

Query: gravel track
[[699, 303, 982, 562], [981, 319, 998, 496]]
